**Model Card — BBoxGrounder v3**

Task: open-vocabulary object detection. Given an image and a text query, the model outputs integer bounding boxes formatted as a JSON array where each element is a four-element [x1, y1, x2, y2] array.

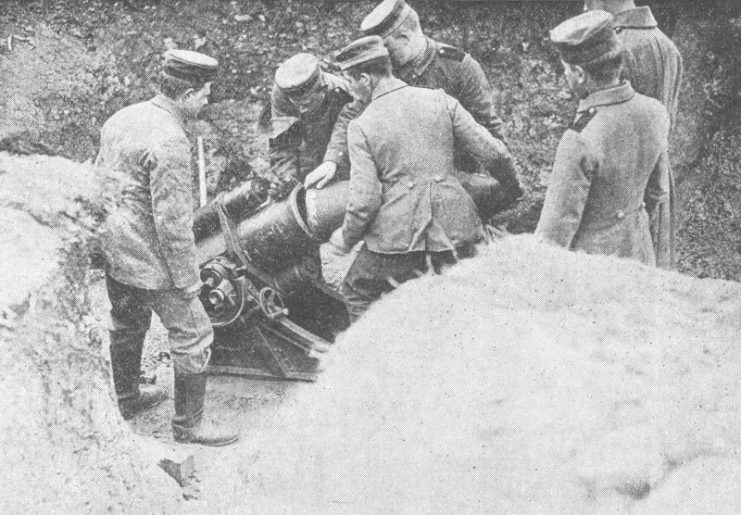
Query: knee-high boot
[[171, 372, 239, 446], [110, 330, 167, 419]]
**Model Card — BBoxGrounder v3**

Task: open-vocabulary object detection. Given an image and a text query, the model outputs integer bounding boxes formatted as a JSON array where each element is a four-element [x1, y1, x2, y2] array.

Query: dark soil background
[[1, 0, 740, 279]]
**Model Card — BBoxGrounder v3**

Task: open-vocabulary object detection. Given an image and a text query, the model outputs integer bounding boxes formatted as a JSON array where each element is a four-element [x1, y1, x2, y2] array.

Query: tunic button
[[408, 181, 414, 188], [433, 175, 443, 182], [616, 210, 625, 220]]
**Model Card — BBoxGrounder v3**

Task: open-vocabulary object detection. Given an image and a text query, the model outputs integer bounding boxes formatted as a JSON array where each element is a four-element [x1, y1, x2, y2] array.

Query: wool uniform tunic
[[326, 38, 505, 173], [97, 94, 213, 374], [98, 95, 200, 290], [339, 76, 517, 321], [535, 82, 670, 266], [341, 77, 515, 252], [264, 72, 354, 183]]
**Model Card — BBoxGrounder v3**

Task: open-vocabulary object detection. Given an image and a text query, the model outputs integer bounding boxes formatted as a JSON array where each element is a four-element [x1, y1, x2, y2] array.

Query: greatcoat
[[614, 6, 683, 268], [535, 82, 670, 266]]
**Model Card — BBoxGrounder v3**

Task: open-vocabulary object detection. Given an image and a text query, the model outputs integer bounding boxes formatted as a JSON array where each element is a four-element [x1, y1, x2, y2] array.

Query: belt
[[582, 202, 647, 230], [399, 175, 449, 189]]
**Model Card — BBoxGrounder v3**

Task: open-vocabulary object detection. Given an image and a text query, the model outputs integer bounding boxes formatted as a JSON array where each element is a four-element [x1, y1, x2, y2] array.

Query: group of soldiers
[[96, 0, 682, 447]]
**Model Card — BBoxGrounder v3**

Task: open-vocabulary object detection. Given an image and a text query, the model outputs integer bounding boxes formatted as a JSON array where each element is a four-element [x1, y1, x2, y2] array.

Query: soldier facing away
[[306, 0, 507, 189], [584, 0, 683, 269], [97, 50, 238, 446], [535, 10, 671, 266], [259, 53, 354, 193], [328, 36, 520, 322]]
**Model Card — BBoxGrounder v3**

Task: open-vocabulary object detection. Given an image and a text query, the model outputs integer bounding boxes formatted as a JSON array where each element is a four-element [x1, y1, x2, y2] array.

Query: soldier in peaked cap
[[584, 0, 683, 270], [307, 0, 508, 190], [258, 52, 354, 193], [535, 11, 671, 267], [328, 36, 521, 322], [96, 49, 238, 446]]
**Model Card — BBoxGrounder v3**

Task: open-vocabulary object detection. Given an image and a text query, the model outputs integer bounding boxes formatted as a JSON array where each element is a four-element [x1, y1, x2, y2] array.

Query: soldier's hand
[[180, 280, 203, 300], [328, 227, 351, 254], [304, 161, 338, 190]]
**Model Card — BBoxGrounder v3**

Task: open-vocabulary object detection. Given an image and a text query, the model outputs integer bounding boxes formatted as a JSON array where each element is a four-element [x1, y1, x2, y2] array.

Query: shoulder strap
[[437, 44, 466, 62], [570, 107, 598, 133]]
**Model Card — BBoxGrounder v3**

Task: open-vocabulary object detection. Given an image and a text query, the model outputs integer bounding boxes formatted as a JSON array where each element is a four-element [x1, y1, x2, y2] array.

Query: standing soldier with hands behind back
[[97, 50, 238, 446], [535, 11, 671, 266], [584, 0, 683, 269]]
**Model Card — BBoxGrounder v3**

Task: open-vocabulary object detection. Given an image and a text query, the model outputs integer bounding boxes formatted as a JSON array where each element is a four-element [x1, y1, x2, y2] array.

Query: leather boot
[[118, 384, 168, 420], [110, 329, 167, 420], [172, 373, 239, 446]]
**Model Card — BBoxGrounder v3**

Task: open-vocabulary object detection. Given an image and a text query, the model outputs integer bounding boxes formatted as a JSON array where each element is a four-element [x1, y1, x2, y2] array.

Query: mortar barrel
[[232, 185, 319, 273], [193, 178, 270, 242], [304, 180, 351, 241], [302, 175, 505, 238], [195, 174, 504, 272], [196, 184, 320, 272], [454, 173, 505, 221]]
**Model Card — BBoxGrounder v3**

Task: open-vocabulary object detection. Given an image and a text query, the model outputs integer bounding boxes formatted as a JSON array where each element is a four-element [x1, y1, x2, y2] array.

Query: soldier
[[328, 36, 520, 322], [259, 53, 354, 193], [535, 11, 670, 267], [584, 0, 683, 268], [97, 50, 238, 446], [307, 0, 507, 189]]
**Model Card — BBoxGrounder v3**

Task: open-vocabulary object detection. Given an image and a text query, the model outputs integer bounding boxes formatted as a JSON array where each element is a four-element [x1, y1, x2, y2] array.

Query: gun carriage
[[194, 174, 509, 381]]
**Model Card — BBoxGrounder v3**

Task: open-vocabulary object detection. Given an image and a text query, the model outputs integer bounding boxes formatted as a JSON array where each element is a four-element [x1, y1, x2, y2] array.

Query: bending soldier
[[307, 0, 509, 190], [536, 11, 670, 266], [584, 0, 683, 268], [259, 53, 354, 194], [328, 37, 520, 322], [97, 50, 238, 446]]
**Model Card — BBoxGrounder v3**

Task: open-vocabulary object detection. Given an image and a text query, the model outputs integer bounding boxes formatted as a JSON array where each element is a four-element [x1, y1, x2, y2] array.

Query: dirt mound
[[0, 153, 182, 513], [226, 237, 741, 513]]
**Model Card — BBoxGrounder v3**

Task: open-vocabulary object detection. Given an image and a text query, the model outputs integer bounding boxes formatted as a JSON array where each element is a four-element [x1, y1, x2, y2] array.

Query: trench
[[2, 0, 741, 512]]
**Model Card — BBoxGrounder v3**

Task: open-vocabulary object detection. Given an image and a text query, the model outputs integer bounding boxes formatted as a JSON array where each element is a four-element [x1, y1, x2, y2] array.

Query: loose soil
[[88, 236, 741, 513]]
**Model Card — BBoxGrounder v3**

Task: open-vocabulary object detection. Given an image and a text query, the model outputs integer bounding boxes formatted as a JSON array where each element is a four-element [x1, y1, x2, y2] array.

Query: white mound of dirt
[[236, 236, 741, 513], [0, 152, 98, 310], [0, 153, 182, 513]]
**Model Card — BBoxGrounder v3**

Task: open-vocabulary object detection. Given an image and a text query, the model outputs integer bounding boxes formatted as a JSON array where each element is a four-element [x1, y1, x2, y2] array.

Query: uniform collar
[[613, 6, 658, 29], [396, 36, 436, 81], [578, 81, 635, 113], [371, 77, 408, 102], [151, 94, 187, 131]]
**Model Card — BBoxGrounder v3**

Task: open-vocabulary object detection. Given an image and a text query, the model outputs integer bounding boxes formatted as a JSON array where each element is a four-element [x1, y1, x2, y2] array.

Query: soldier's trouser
[[340, 243, 476, 324], [105, 273, 214, 400]]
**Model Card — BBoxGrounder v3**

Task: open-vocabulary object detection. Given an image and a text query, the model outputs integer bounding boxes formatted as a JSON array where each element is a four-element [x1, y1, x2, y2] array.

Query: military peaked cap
[[163, 49, 218, 83], [336, 36, 390, 71], [361, 0, 414, 37], [275, 53, 323, 94], [551, 10, 622, 66]]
